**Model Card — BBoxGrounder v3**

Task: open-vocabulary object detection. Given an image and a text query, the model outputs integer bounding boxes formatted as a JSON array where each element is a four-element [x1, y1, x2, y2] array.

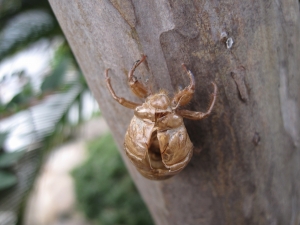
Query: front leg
[[105, 69, 141, 109], [128, 55, 149, 98], [172, 64, 195, 108], [176, 82, 217, 120]]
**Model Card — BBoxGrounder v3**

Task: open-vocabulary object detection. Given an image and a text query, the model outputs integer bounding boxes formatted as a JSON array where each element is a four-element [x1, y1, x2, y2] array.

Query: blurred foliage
[[0, 132, 24, 191], [0, 0, 61, 61], [41, 46, 70, 92], [0, 0, 81, 118], [1, 81, 34, 116], [0, 171, 17, 190], [0, 149, 24, 168], [72, 134, 154, 225], [0, 41, 84, 118], [0, 0, 96, 223]]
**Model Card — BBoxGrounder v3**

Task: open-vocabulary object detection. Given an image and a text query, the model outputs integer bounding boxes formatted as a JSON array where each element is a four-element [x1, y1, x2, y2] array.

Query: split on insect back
[[104, 55, 217, 180]]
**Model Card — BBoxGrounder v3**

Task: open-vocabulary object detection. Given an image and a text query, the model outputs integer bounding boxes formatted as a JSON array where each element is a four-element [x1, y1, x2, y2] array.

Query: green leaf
[[0, 151, 25, 168], [0, 0, 21, 20], [0, 132, 9, 147], [0, 9, 59, 61], [6, 82, 34, 107], [41, 56, 69, 91], [0, 171, 17, 191]]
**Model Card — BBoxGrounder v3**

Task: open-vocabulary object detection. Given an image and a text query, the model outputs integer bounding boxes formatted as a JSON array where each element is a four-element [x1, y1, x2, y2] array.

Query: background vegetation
[[72, 134, 154, 225]]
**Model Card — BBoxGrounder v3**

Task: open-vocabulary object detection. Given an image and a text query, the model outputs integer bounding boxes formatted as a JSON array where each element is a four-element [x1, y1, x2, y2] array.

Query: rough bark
[[48, 0, 300, 224]]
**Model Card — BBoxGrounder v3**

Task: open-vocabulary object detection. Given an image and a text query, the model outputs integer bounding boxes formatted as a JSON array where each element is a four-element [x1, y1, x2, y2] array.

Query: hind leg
[[176, 82, 217, 120]]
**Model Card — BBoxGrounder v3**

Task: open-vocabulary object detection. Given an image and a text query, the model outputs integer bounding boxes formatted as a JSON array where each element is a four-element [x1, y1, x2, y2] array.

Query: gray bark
[[48, 0, 300, 224]]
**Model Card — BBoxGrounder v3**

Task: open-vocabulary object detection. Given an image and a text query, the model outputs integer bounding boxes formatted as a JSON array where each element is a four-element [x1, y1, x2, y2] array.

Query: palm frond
[[0, 1, 98, 222], [0, 84, 92, 222], [0, 9, 60, 62]]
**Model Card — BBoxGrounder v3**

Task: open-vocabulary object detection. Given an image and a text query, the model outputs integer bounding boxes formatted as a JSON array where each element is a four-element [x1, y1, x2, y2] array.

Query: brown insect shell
[[124, 92, 193, 180]]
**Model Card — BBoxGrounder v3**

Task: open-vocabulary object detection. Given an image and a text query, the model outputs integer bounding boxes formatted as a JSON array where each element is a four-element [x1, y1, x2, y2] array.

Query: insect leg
[[105, 69, 141, 109], [176, 82, 217, 120], [128, 55, 149, 98], [172, 64, 195, 107]]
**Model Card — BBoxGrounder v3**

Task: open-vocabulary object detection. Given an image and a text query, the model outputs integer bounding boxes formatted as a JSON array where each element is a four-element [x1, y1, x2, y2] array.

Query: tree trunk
[[48, 0, 300, 224]]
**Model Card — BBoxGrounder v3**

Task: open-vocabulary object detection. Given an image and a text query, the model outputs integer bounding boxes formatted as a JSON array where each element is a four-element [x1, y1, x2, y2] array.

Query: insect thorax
[[134, 93, 175, 121]]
